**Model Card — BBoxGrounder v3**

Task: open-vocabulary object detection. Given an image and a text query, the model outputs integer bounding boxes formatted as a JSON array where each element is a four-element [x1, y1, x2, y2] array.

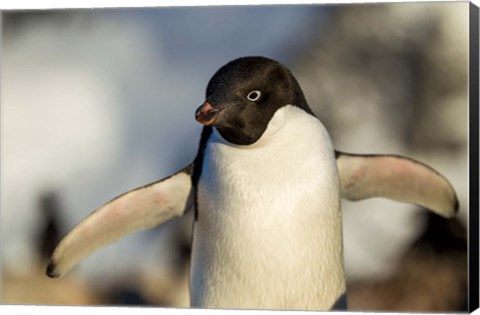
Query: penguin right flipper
[[46, 164, 194, 278], [335, 152, 458, 218]]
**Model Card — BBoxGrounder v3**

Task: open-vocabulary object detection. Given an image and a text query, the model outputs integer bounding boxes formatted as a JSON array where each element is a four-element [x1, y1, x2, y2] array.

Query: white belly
[[190, 106, 345, 310]]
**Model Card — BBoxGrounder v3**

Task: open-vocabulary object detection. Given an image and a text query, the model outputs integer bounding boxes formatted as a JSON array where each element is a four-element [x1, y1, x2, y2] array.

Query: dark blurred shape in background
[[36, 191, 64, 265], [1, 3, 469, 312], [348, 210, 468, 312]]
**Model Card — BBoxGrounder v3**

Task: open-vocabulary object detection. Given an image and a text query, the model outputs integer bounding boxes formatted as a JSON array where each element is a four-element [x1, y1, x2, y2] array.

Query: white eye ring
[[246, 90, 262, 102]]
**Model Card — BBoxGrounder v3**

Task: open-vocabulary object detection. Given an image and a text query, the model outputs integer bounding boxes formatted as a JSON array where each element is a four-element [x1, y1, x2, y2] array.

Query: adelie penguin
[[46, 56, 459, 311]]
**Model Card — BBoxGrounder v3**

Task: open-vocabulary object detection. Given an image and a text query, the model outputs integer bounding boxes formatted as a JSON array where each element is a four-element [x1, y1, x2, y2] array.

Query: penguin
[[46, 56, 458, 311]]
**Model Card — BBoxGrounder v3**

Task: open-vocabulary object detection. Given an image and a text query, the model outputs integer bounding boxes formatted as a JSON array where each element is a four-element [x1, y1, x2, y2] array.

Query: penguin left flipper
[[46, 164, 194, 278], [335, 152, 459, 218]]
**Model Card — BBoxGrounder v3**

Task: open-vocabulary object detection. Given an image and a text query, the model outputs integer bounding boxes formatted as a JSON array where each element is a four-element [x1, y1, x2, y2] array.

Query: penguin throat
[[212, 106, 290, 148]]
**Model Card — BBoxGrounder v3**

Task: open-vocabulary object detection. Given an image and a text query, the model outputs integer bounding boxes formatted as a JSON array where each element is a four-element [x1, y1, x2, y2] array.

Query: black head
[[195, 56, 312, 145]]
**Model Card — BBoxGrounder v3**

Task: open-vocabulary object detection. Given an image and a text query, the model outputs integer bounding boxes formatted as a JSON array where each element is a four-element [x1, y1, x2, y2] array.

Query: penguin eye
[[246, 90, 262, 102]]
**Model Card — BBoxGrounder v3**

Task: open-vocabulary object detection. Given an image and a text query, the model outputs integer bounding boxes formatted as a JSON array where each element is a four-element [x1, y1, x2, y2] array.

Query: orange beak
[[195, 102, 220, 126]]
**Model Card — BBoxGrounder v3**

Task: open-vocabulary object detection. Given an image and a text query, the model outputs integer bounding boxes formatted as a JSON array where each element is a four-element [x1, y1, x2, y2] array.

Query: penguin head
[[195, 56, 311, 145]]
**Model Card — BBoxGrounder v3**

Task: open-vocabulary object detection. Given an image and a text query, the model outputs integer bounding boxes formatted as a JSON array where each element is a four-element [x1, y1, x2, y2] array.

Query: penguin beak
[[195, 102, 220, 126]]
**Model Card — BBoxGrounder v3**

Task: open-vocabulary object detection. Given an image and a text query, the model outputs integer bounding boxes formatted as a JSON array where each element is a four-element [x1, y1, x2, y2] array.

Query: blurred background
[[1, 2, 469, 312]]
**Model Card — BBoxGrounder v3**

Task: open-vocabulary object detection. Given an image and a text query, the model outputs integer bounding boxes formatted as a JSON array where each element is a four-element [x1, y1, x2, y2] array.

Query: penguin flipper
[[335, 152, 458, 218], [46, 164, 194, 278]]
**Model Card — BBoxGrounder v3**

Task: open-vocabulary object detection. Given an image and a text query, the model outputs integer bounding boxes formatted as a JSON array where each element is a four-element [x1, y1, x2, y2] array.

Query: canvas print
[[1, 2, 475, 312]]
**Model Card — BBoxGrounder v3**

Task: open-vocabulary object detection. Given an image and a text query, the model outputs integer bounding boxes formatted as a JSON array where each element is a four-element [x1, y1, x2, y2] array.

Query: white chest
[[190, 106, 345, 310]]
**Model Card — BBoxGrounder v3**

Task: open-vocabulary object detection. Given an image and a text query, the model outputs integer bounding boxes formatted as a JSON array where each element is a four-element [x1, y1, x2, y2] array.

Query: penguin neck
[[210, 105, 308, 149]]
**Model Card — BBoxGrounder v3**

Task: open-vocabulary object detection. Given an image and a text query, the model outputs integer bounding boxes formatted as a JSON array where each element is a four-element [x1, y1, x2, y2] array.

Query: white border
[[0, 305, 352, 315]]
